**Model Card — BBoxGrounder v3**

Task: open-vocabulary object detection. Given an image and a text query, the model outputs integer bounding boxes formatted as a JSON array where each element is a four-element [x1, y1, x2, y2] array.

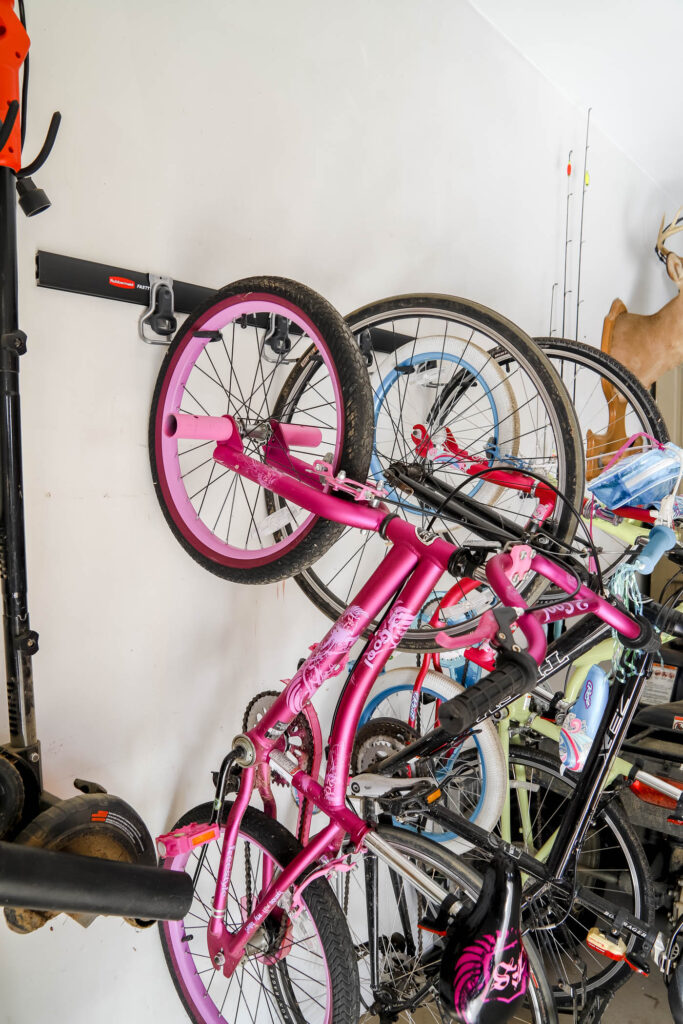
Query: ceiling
[[469, 0, 683, 203]]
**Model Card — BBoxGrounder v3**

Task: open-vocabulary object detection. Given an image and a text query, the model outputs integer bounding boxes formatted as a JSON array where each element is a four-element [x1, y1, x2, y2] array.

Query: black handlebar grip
[[643, 602, 683, 641], [439, 652, 538, 737]]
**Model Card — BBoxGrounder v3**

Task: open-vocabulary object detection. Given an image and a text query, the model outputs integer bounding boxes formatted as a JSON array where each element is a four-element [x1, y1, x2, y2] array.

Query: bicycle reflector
[[439, 855, 528, 1024]]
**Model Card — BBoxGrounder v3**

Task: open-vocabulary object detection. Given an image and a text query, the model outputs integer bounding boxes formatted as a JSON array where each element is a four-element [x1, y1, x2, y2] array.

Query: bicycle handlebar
[[642, 601, 683, 641], [438, 651, 539, 736]]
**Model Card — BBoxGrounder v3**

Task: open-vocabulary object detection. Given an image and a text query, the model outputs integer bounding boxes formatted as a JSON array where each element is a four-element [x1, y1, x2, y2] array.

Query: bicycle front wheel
[[159, 801, 360, 1024], [340, 824, 557, 1024], [149, 277, 373, 584], [292, 295, 584, 649]]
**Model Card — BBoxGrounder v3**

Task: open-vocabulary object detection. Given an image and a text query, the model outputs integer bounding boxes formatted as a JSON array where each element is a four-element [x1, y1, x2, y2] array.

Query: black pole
[[0, 840, 193, 921], [0, 164, 40, 779]]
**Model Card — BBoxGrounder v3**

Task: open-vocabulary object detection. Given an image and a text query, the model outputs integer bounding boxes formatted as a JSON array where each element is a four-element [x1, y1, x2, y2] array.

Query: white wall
[[0, 1, 674, 1021]]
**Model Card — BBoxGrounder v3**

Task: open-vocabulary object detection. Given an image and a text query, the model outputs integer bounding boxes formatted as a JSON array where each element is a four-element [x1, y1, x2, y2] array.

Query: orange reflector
[[427, 789, 441, 804], [191, 830, 217, 847]]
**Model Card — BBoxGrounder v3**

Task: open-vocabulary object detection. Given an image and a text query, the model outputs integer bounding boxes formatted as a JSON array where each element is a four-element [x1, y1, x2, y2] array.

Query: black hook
[[0, 101, 20, 157], [17, 111, 61, 179]]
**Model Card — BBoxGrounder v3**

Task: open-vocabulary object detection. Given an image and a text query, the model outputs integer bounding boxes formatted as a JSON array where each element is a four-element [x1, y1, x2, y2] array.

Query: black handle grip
[[643, 602, 683, 641], [439, 652, 538, 736], [0, 841, 192, 921]]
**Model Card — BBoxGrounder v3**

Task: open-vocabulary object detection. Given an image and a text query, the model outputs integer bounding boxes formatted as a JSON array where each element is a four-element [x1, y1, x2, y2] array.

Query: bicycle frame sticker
[[286, 604, 365, 714], [362, 601, 415, 668], [452, 931, 528, 1011]]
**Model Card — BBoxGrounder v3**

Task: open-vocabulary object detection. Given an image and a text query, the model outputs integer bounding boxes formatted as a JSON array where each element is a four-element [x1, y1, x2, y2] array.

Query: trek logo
[[599, 689, 630, 758], [109, 276, 135, 289], [537, 650, 569, 680]]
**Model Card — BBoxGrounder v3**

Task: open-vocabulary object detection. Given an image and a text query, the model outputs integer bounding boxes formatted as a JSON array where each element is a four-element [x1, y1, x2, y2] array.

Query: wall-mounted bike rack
[[36, 250, 215, 345]]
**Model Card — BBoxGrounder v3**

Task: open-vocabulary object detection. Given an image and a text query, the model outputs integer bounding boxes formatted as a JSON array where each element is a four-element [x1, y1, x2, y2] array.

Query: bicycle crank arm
[[347, 773, 431, 799], [405, 796, 660, 960], [575, 885, 659, 950]]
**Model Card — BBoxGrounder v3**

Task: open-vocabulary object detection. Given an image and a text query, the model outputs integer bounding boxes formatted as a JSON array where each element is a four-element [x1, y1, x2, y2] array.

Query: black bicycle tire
[[366, 823, 558, 1024], [293, 294, 584, 650], [0, 755, 24, 839], [504, 746, 654, 1008], [149, 277, 374, 585], [159, 801, 360, 1024], [534, 337, 669, 446]]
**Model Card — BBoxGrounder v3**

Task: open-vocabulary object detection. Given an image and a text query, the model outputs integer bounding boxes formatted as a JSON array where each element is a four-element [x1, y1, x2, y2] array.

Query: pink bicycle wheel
[[149, 277, 372, 584], [159, 802, 359, 1024]]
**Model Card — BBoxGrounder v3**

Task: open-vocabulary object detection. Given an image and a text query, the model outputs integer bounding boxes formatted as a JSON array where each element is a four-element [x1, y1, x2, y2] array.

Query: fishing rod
[[575, 107, 592, 340], [562, 149, 573, 337]]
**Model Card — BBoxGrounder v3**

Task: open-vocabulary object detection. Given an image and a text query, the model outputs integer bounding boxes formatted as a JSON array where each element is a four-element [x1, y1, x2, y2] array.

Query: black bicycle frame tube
[[414, 800, 655, 945], [534, 613, 611, 690], [0, 165, 39, 777], [377, 638, 657, 945], [544, 648, 653, 879]]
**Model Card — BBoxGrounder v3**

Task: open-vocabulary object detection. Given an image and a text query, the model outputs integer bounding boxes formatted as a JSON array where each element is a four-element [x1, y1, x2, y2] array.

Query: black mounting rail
[[36, 250, 217, 344], [36, 250, 214, 312]]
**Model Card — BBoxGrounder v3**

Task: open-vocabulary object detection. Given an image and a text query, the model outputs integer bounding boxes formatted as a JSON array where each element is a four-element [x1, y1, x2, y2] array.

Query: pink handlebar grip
[[164, 414, 235, 441]]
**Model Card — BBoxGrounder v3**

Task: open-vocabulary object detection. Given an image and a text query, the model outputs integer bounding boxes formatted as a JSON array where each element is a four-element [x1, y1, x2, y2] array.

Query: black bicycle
[[358, 586, 683, 1022]]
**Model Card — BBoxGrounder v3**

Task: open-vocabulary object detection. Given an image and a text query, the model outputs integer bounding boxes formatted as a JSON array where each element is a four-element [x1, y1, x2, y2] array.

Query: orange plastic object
[[0, 0, 28, 171], [630, 776, 683, 812]]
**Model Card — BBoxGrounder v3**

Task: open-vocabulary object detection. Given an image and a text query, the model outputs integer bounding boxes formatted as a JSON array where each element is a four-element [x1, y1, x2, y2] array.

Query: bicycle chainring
[[242, 690, 315, 785], [351, 717, 421, 775]]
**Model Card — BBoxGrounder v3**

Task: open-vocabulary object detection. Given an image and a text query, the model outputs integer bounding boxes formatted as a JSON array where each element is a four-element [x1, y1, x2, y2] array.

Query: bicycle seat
[[631, 698, 683, 733]]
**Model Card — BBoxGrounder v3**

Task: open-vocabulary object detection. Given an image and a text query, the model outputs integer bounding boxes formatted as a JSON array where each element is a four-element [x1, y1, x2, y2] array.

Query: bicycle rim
[[497, 747, 653, 1007], [149, 277, 373, 584]]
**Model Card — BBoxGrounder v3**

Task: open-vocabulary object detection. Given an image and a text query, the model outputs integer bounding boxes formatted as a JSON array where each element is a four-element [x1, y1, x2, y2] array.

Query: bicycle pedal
[[586, 927, 627, 961], [156, 822, 220, 857], [418, 896, 452, 936]]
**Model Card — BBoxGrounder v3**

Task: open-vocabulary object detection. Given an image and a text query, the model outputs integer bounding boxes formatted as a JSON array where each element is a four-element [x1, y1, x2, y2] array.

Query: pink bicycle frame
[[173, 420, 641, 978]]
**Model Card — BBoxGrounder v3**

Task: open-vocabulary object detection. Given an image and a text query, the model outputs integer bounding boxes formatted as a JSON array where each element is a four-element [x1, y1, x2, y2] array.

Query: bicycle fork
[[196, 764, 461, 978]]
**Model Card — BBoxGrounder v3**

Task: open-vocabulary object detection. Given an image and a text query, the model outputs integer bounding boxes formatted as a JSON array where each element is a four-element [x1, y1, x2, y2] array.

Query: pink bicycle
[[152, 361, 666, 1022]]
